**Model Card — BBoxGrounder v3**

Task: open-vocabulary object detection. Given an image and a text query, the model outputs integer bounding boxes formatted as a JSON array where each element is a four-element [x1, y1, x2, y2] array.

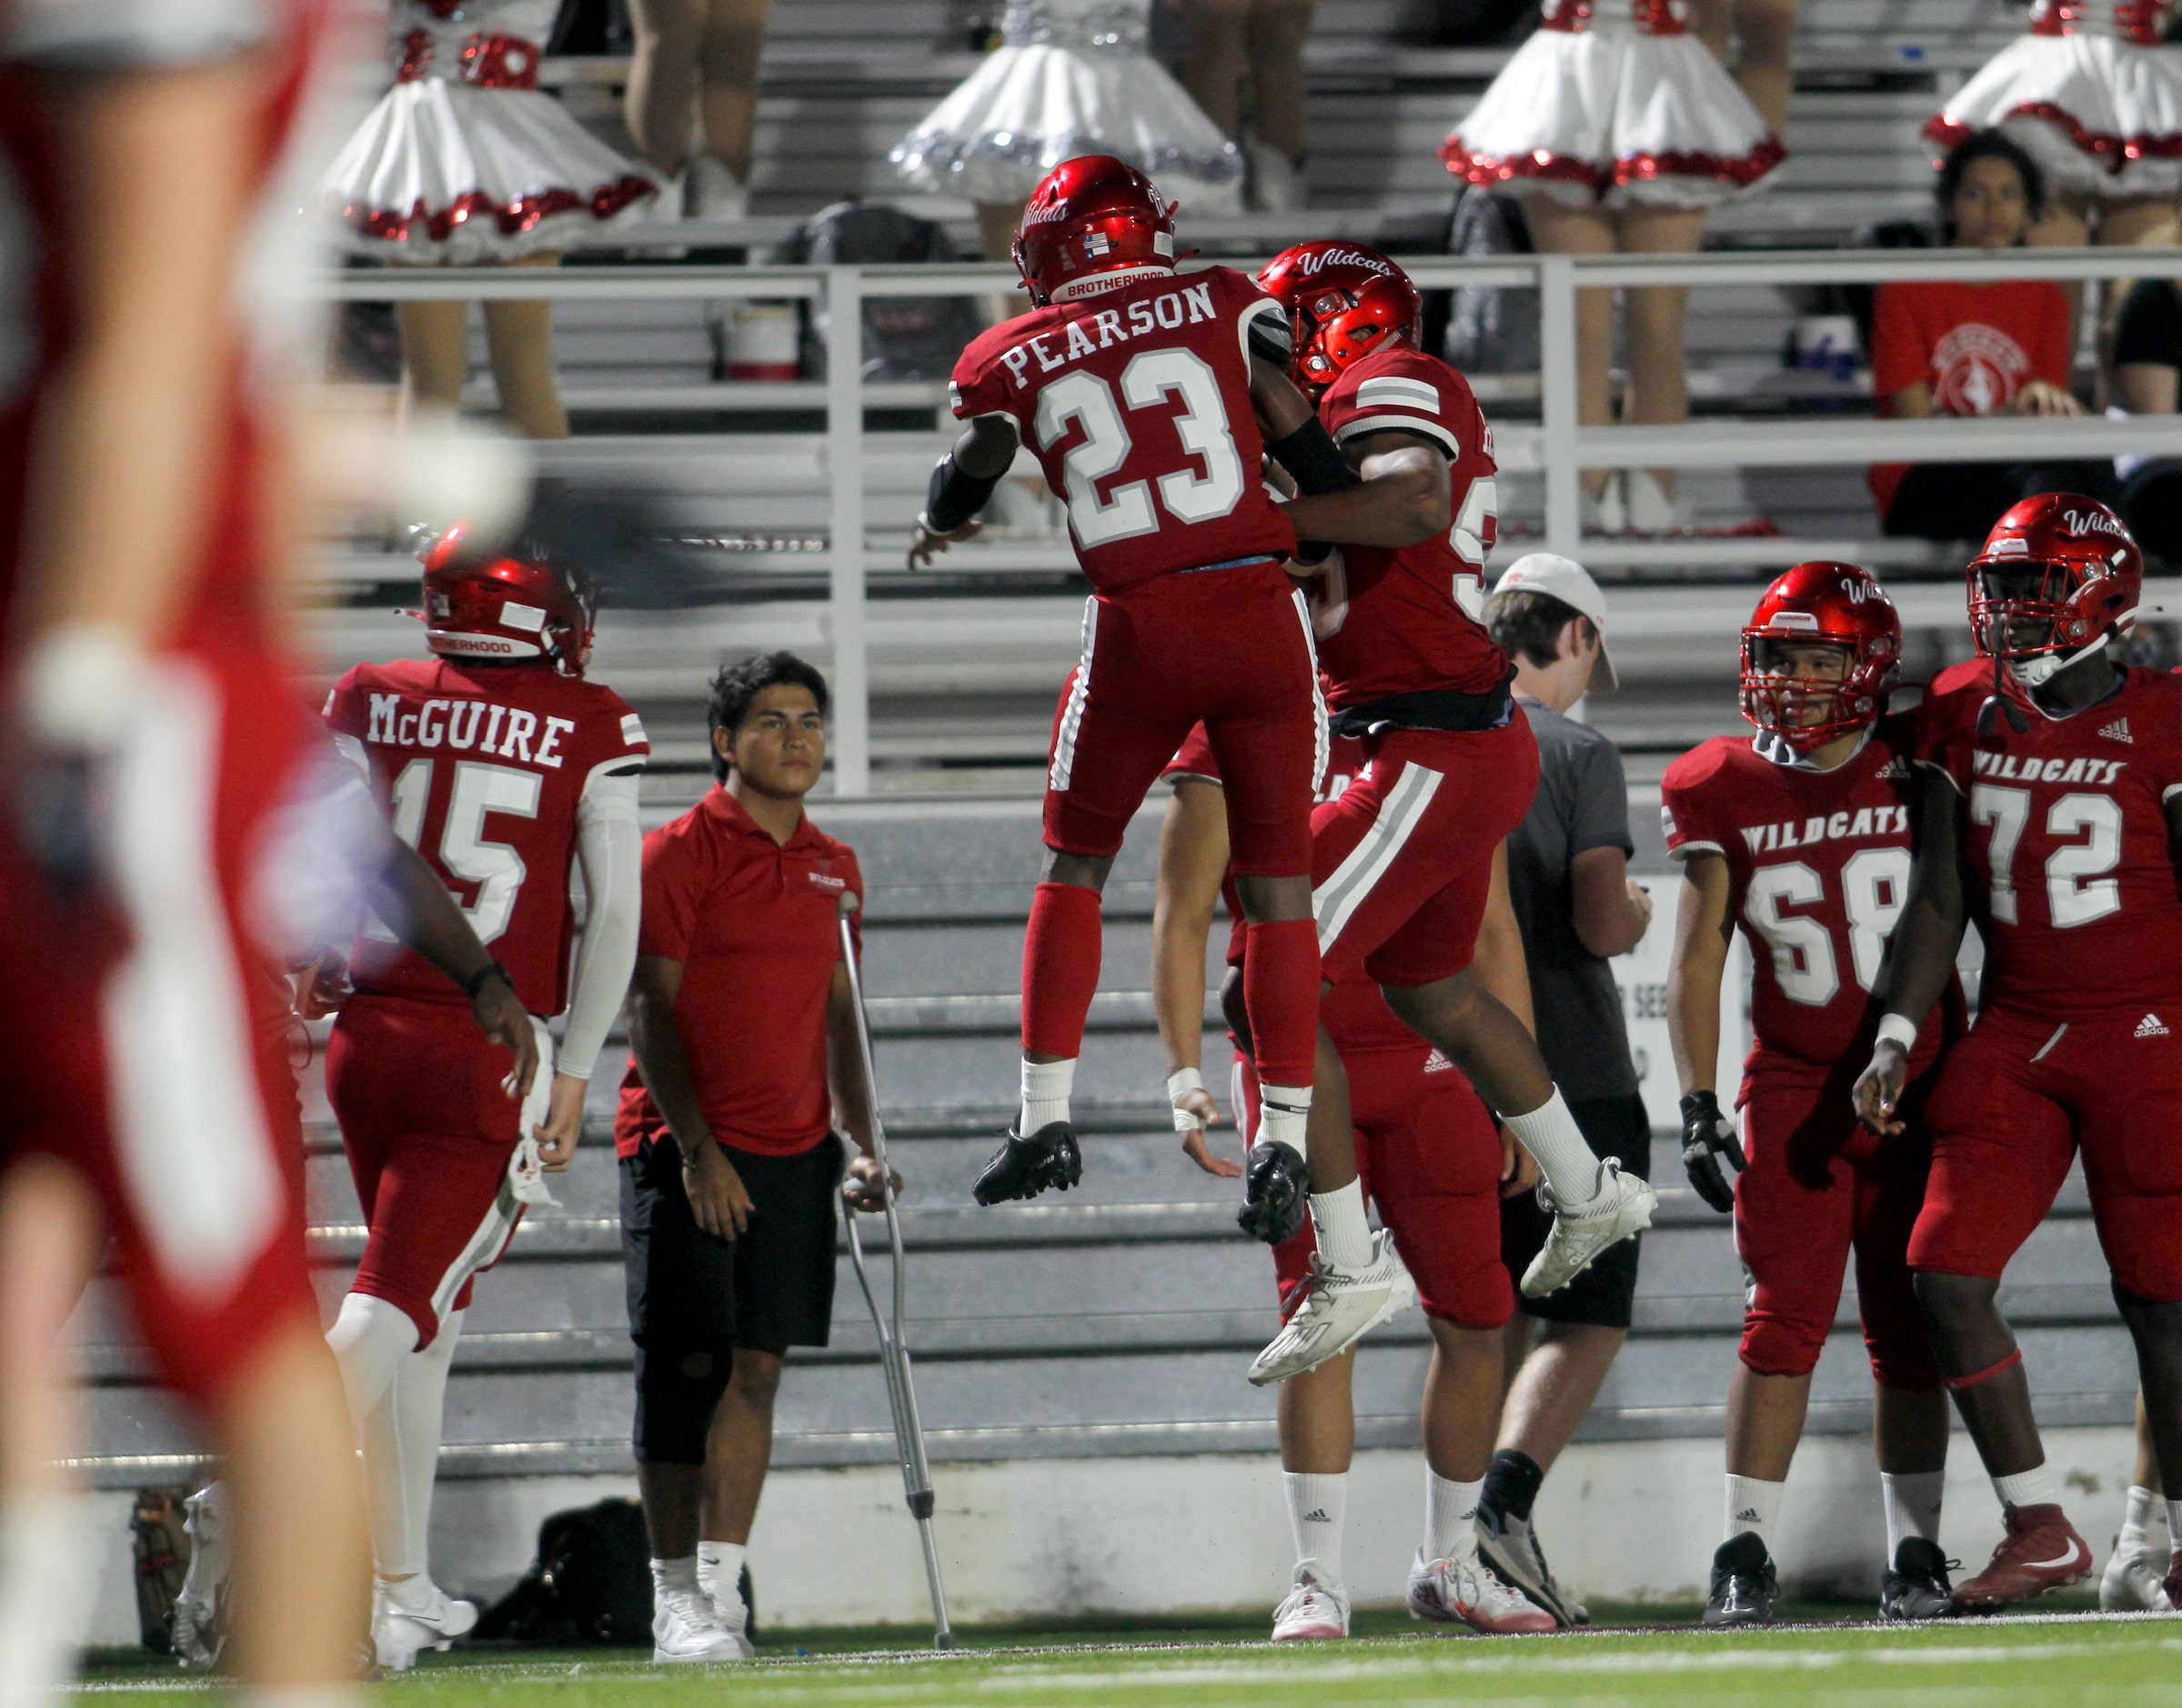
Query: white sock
[[651, 1555, 699, 1607], [1724, 1474, 1786, 1545], [1881, 1470, 1946, 1557], [1258, 1082, 1312, 1160], [1307, 1179, 1373, 1269], [1503, 1092, 1605, 1211], [0, 1492, 96, 1708], [2118, 1484, 2157, 1553], [1020, 1057, 1074, 1135], [393, 1306, 461, 1587], [698, 1541, 747, 1609], [1992, 1463, 2056, 1512], [1425, 1472, 1483, 1565], [1284, 1472, 1346, 1582]]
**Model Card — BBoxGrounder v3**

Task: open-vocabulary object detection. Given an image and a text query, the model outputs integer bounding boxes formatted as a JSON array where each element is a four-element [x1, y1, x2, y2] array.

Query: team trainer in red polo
[[615, 652, 895, 1663]]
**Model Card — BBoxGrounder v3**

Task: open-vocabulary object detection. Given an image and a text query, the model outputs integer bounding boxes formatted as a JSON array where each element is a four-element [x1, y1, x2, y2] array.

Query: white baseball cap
[[1492, 551, 1617, 692]]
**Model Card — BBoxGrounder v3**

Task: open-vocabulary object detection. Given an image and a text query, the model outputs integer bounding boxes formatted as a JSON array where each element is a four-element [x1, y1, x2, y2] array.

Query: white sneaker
[[170, 1482, 232, 1670], [1271, 1563, 1350, 1640], [372, 1579, 478, 1672], [2099, 1537, 2175, 1611], [1583, 471, 1627, 537], [652, 1586, 753, 1663], [1245, 138, 1308, 213], [1248, 1229, 1416, 1386], [687, 155, 749, 222], [1623, 467, 1688, 534], [1520, 1160, 1655, 1299], [1407, 1549, 1558, 1634]]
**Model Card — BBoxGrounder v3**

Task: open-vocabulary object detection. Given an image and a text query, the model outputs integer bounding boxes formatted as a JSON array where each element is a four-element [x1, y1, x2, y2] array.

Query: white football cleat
[[170, 1482, 232, 1670], [372, 1579, 478, 1671], [2099, 1537, 2175, 1611], [652, 1586, 753, 1663], [1520, 1160, 1655, 1299], [1249, 1230, 1417, 1386], [1271, 1563, 1350, 1640], [1407, 1550, 1557, 1634]]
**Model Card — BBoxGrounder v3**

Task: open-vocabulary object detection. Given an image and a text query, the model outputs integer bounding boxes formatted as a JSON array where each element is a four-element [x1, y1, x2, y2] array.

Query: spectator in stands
[[1693, 0, 1799, 136], [624, 0, 773, 220], [890, 0, 1242, 264], [1181, 0, 1316, 212], [617, 653, 895, 1663], [1868, 131, 2117, 542], [2109, 273, 2182, 558], [317, 1, 660, 439], [1443, 0, 1785, 535], [1474, 555, 1654, 1630]]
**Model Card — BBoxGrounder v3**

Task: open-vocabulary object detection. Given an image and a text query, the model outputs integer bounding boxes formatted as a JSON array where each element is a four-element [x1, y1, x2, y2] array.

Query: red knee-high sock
[[1021, 880, 1103, 1058], [1242, 918, 1320, 1089]]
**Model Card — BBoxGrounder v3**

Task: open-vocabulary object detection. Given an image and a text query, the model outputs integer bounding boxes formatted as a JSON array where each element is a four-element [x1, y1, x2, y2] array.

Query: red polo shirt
[[615, 786, 863, 1160]]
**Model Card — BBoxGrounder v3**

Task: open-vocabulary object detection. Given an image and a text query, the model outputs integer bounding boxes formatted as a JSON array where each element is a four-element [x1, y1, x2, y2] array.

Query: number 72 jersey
[[1916, 659, 2182, 1020]]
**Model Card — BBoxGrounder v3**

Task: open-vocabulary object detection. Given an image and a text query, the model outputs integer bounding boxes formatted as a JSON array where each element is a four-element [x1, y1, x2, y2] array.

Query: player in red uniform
[[1663, 562, 1960, 1626], [1855, 495, 2182, 1612], [1154, 723, 1551, 1638], [0, 3, 380, 1698], [910, 159, 1449, 1344], [320, 531, 647, 1667], [1245, 243, 1656, 1386]]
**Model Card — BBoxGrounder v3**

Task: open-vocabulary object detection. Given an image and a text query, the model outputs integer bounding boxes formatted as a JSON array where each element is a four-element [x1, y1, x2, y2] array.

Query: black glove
[[1680, 1090, 1745, 1215]]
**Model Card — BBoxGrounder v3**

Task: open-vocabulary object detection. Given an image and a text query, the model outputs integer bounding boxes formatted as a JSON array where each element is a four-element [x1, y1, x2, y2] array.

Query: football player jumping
[[1855, 496, 2182, 1613], [1153, 721, 1553, 1638], [912, 159, 1452, 1357], [1663, 563, 1962, 1626], [321, 531, 647, 1667], [1244, 243, 1656, 1386]]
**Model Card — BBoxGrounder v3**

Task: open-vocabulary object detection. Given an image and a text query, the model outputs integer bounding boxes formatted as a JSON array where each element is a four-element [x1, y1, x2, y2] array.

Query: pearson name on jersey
[[948, 266, 1298, 593], [1308, 345, 1509, 706], [1916, 659, 2182, 1017], [1662, 713, 1963, 1074], [325, 657, 649, 1016]]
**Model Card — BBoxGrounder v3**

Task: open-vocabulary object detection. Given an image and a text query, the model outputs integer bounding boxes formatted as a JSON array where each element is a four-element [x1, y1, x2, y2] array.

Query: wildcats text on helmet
[[995, 282, 1220, 387]]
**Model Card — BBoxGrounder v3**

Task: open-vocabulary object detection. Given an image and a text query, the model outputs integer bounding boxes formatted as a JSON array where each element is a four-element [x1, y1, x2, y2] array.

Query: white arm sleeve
[[559, 770, 643, 1080]]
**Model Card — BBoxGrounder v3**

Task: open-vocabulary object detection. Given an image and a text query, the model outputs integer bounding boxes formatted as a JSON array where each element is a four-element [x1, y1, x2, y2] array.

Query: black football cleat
[[972, 1120, 1081, 1205], [1880, 1536, 1957, 1622], [1236, 1140, 1310, 1245], [1702, 1532, 1778, 1628]]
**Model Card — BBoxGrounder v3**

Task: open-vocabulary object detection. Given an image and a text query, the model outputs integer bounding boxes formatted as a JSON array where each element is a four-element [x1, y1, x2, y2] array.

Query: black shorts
[[1500, 1093, 1650, 1331], [620, 1132, 844, 1357]]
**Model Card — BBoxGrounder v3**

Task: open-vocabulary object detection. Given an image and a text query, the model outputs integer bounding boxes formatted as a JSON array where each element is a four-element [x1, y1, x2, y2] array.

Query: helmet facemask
[[1739, 636, 1874, 753], [1971, 558, 2117, 688]]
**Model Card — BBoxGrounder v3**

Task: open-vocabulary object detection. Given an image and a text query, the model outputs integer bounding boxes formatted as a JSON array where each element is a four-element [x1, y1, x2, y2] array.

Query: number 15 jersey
[[1916, 659, 2182, 1020], [949, 266, 1298, 591]]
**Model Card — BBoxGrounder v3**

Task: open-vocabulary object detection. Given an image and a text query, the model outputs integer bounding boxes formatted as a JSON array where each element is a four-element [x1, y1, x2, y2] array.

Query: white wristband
[[1168, 1067, 1206, 1133], [1875, 1013, 1918, 1053]]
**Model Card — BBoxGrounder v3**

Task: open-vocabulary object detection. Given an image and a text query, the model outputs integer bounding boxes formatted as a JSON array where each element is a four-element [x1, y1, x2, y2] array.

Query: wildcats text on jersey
[[1966, 750, 2130, 786], [1740, 806, 1913, 853]]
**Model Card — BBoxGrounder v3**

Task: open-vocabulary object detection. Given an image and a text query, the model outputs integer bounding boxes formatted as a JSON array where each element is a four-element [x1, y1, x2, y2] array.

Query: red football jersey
[[324, 658, 649, 1016], [1662, 714, 1965, 1076], [1309, 346, 1508, 707], [949, 266, 1298, 593], [1916, 660, 2182, 1019]]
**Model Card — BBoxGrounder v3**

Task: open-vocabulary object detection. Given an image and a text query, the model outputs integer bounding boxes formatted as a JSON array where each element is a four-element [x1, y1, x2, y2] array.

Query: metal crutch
[[837, 902, 957, 1651]]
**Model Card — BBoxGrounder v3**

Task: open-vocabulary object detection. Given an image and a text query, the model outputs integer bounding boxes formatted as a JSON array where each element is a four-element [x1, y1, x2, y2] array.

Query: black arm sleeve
[[923, 453, 1004, 532], [1265, 417, 1354, 497]]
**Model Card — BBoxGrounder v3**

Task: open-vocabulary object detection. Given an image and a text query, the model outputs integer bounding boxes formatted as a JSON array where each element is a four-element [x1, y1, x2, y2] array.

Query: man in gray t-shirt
[[1469, 553, 1654, 1631]]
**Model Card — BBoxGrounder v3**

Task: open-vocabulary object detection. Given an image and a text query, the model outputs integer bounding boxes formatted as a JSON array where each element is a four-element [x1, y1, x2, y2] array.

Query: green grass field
[[75, 1605, 2182, 1706]]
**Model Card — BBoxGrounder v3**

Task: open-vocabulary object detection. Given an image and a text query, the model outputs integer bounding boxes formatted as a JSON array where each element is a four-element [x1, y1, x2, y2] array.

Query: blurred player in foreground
[[1153, 725, 1552, 1639], [1855, 497, 2182, 1612], [319, 530, 647, 1669], [1664, 562, 1959, 1625], [1245, 244, 1655, 1388], [910, 158, 1453, 1368], [0, 2, 370, 1698]]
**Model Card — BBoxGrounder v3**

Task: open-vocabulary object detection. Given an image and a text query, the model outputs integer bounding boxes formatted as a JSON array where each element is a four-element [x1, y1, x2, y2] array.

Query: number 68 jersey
[[1662, 712, 1965, 1077], [324, 655, 649, 1016], [1915, 658, 2182, 1019]]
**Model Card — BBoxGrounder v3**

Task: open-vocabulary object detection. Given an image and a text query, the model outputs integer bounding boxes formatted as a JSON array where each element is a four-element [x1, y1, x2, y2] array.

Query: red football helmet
[[1738, 560, 1902, 752], [1255, 242, 1422, 391], [1967, 493, 2143, 687], [1012, 155, 1178, 306], [421, 524, 595, 676]]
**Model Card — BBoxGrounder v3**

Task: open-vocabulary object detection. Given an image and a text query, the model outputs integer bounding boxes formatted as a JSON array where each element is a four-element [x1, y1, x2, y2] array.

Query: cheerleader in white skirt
[[892, 0, 1243, 260], [1928, 0, 2182, 247], [1444, 0, 1784, 531], [317, 0, 660, 437]]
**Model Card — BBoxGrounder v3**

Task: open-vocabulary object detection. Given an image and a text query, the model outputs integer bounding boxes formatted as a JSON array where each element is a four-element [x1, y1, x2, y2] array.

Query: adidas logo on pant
[[2101, 718, 2134, 744], [2137, 1013, 2169, 1039]]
